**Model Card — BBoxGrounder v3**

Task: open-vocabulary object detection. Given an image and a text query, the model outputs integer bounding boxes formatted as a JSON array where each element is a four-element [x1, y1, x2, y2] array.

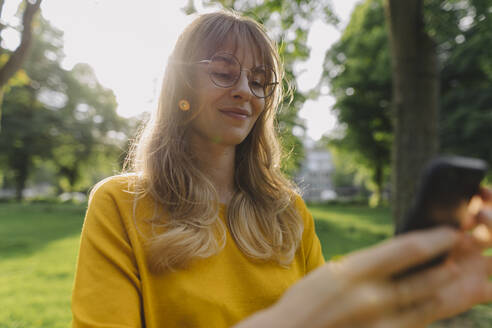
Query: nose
[[230, 70, 252, 101]]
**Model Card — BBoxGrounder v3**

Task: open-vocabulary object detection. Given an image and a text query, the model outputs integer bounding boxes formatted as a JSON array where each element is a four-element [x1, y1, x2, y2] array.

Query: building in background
[[295, 138, 336, 202]]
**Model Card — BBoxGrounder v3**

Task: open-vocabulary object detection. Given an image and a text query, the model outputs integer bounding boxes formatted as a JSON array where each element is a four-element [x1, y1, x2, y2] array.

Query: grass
[[308, 203, 393, 260], [0, 202, 491, 327], [0, 203, 86, 328]]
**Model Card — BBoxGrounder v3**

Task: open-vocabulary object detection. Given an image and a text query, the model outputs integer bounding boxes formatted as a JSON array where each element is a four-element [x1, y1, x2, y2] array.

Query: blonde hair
[[125, 11, 303, 273]]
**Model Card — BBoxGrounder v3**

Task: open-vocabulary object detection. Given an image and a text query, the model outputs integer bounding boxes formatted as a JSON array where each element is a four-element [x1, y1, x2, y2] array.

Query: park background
[[1, 0, 491, 327]]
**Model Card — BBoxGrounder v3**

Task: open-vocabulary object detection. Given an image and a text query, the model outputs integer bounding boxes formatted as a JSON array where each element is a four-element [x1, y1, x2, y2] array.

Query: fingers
[[368, 299, 437, 328], [392, 261, 459, 305], [481, 280, 492, 304], [320, 262, 457, 326], [472, 224, 492, 247], [479, 187, 492, 205], [476, 208, 492, 227], [487, 256, 492, 277], [462, 195, 483, 229], [471, 209, 492, 247], [463, 189, 491, 230], [340, 227, 459, 280]]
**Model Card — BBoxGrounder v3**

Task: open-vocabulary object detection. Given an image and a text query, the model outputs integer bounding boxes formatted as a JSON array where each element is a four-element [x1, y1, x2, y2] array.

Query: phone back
[[395, 156, 488, 235], [393, 156, 488, 278]]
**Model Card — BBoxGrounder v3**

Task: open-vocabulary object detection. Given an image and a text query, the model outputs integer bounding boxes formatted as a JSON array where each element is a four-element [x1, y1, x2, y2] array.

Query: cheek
[[194, 85, 223, 109], [193, 73, 217, 102], [253, 99, 266, 118]]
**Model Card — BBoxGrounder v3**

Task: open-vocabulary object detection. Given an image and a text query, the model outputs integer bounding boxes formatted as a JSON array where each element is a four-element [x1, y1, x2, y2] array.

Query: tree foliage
[[324, 0, 392, 205], [433, 0, 492, 165], [0, 15, 127, 199], [323, 0, 492, 209]]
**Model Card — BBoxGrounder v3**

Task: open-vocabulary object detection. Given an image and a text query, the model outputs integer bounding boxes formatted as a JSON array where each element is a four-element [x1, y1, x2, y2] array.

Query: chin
[[214, 132, 248, 146], [223, 136, 247, 146]]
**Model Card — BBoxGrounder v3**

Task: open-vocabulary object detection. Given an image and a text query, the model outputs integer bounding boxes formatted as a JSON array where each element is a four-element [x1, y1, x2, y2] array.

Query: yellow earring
[[178, 99, 190, 111]]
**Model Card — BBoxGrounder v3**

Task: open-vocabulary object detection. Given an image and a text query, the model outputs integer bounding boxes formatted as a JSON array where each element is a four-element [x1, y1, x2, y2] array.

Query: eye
[[212, 72, 234, 79], [250, 70, 267, 88], [208, 57, 239, 85], [210, 70, 237, 85], [250, 80, 264, 89]]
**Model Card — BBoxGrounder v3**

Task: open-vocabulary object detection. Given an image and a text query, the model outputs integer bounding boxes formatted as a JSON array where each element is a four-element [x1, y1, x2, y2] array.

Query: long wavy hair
[[125, 11, 303, 273]]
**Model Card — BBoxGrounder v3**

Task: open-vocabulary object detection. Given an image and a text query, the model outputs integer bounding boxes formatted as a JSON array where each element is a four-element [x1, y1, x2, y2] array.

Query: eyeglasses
[[197, 52, 278, 99]]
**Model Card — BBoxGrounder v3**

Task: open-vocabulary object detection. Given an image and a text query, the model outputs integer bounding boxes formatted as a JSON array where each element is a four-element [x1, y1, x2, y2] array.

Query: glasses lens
[[208, 53, 240, 87], [250, 66, 277, 98], [206, 53, 277, 98]]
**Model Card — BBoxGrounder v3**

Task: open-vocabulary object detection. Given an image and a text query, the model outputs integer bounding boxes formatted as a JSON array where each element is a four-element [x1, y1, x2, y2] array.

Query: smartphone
[[394, 156, 488, 277]]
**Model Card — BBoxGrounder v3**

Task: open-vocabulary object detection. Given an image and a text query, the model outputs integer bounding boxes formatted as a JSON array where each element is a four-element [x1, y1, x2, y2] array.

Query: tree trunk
[[374, 162, 383, 206], [384, 0, 439, 227], [67, 166, 78, 193], [14, 152, 30, 201]]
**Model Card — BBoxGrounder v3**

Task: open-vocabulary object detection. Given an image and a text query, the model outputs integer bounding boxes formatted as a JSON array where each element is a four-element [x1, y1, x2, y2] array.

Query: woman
[[72, 11, 492, 327]]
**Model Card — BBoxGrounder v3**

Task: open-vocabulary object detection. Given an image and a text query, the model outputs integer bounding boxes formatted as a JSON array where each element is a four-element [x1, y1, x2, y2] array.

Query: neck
[[188, 135, 236, 205]]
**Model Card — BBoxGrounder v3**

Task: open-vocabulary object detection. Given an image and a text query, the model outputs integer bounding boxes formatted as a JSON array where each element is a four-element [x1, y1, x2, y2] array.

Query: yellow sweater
[[71, 175, 325, 327]]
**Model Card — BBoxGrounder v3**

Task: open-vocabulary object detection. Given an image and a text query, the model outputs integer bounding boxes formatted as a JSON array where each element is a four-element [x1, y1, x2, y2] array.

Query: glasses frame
[[197, 52, 279, 99]]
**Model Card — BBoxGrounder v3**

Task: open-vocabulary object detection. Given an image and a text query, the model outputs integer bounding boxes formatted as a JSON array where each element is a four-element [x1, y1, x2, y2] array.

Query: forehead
[[217, 40, 263, 68], [200, 30, 266, 68]]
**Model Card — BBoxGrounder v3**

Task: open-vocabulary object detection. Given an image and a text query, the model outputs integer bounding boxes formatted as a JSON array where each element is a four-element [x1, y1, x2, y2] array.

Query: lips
[[219, 107, 251, 119]]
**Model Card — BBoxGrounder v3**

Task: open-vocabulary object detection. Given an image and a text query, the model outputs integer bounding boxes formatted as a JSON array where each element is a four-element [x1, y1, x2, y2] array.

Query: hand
[[432, 187, 492, 321], [257, 227, 461, 328], [236, 189, 492, 328]]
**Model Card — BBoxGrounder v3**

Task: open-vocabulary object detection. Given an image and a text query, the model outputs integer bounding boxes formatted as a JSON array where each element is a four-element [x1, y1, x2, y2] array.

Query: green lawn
[[0, 202, 491, 327], [0, 203, 85, 328], [309, 203, 393, 260]]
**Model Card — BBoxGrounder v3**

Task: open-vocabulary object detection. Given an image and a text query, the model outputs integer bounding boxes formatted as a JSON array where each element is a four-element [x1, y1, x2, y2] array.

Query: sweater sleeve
[[72, 179, 143, 327], [295, 196, 325, 273]]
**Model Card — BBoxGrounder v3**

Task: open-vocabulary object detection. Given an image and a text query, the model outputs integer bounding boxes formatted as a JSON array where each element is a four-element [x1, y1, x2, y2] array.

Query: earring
[[178, 99, 190, 111]]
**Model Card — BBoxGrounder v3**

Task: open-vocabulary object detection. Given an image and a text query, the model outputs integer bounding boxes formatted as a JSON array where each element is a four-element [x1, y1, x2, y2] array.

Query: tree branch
[[0, 0, 6, 54], [0, 0, 42, 87], [0, 0, 5, 22]]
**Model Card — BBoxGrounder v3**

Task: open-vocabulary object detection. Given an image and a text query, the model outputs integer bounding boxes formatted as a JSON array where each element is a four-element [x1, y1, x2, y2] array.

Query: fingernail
[[473, 224, 491, 244]]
